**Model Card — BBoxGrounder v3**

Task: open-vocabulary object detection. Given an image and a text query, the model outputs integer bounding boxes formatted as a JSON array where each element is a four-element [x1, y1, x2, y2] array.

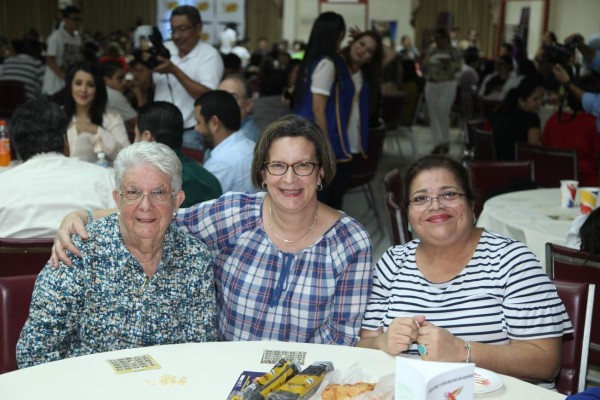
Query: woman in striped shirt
[[357, 155, 572, 387]]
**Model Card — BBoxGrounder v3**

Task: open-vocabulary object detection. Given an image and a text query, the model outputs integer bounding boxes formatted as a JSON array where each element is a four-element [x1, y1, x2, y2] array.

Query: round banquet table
[[0, 341, 565, 399], [477, 188, 581, 268]]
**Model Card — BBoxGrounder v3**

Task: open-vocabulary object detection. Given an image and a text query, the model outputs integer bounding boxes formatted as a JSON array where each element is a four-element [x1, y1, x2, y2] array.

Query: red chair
[[181, 147, 205, 163], [0, 274, 37, 374], [0, 238, 53, 277], [515, 143, 578, 188], [467, 160, 535, 217], [548, 242, 600, 383], [473, 129, 496, 161], [346, 124, 387, 241], [383, 168, 411, 245], [552, 279, 595, 395]]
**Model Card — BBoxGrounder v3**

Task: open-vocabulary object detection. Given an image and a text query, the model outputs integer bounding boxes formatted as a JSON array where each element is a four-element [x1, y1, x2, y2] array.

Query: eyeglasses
[[68, 16, 82, 22], [408, 191, 466, 208], [264, 161, 320, 176], [119, 188, 175, 204], [169, 25, 194, 34]]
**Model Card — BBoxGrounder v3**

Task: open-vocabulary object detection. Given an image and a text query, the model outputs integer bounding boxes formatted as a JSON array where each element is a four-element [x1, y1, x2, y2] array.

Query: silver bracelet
[[464, 340, 471, 363], [85, 209, 93, 224]]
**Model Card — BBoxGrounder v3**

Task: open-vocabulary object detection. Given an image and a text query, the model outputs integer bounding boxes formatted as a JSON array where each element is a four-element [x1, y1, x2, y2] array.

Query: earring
[[316, 184, 323, 191], [407, 224, 412, 232], [173, 212, 177, 218], [262, 182, 267, 190], [473, 216, 478, 225]]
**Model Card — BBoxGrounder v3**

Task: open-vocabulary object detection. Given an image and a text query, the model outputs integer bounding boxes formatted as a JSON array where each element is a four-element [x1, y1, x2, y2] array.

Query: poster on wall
[[371, 20, 397, 48], [155, 0, 245, 45]]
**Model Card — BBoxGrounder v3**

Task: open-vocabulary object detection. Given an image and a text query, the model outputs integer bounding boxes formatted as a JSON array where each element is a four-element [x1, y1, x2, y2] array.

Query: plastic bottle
[[96, 152, 109, 168], [0, 120, 10, 166]]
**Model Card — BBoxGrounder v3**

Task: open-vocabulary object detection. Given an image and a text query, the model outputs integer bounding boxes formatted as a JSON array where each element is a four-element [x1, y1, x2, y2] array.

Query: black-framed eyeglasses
[[68, 16, 82, 22], [263, 161, 320, 176], [119, 188, 175, 204], [408, 191, 466, 207], [169, 25, 194, 34]]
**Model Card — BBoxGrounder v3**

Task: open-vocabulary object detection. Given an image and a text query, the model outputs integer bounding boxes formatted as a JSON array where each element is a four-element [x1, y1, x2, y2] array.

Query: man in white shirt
[[193, 90, 256, 193], [42, 6, 82, 95], [150, 5, 224, 150], [0, 99, 115, 238]]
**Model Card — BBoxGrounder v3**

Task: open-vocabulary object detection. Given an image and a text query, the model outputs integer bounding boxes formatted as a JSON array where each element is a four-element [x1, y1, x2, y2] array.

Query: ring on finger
[[417, 343, 428, 356]]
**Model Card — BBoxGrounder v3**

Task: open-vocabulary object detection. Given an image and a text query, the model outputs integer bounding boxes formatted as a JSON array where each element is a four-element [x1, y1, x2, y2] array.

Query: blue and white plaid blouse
[[17, 213, 217, 368], [175, 192, 373, 345]]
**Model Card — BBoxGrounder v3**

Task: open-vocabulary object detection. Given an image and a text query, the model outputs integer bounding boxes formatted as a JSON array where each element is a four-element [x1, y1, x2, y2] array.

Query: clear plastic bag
[[306, 363, 394, 400]]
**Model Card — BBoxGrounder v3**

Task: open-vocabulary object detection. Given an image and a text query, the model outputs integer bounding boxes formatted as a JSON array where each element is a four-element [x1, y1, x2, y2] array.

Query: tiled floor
[[342, 122, 464, 261]]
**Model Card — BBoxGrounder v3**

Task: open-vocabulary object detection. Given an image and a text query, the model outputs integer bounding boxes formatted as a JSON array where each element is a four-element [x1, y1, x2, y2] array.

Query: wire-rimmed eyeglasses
[[169, 25, 194, 35], [119, 188, 175, 204], [408, 191, 466, 208], [263, 161, 320, 176]]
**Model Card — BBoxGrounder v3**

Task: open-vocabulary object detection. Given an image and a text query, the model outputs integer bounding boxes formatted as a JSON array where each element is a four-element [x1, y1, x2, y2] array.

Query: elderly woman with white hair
[[17, 141, 217, 368]]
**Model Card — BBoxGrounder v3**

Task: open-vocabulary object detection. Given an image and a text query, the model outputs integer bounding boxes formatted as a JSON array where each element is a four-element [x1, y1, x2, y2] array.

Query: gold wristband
[[464, 340, 471, 363]]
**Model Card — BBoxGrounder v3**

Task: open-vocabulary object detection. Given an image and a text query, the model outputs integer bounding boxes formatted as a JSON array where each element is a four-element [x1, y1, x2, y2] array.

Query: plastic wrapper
[[242, 358, 301, 400], [306, 363, 394, 400], [267, 361, 334, 400]]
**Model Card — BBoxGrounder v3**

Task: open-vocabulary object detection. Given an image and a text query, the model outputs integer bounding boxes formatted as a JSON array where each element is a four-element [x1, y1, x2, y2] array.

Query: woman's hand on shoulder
[[416, 320, 465, 362], [50, 210, 90, 267]]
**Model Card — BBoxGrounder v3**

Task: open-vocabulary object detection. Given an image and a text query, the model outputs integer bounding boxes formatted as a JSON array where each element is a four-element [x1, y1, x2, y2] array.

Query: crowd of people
[[2, 4, 599, 393]]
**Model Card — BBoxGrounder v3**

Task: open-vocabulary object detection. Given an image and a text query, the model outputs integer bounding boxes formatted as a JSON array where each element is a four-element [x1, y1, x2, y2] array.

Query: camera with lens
[[543, 43, 575, 66], [543, 34, 584, 67], [144, 26, 171, 69]]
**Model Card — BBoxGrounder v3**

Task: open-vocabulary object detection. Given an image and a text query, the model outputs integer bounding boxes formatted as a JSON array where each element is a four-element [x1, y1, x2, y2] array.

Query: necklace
[[269, 201, 319, 244]]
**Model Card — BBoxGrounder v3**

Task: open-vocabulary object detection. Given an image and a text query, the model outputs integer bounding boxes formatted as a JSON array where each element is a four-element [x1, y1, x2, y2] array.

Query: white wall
[[548, 0, 600, 43], [282, 0, 414, 49]]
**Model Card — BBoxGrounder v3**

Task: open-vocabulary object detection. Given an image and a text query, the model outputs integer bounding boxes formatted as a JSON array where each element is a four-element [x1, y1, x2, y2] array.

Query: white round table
[[0, 341, 565, 399], [477, 188, 581, 268]]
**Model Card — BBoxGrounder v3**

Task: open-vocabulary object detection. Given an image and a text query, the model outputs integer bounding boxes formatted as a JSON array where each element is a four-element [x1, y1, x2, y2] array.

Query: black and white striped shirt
[[362, 230, 573, 348]]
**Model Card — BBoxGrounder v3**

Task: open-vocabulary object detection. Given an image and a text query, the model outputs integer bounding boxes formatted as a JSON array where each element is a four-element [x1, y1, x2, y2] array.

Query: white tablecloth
[[477, 188, 581, 268], [0, 341, 565, 399]]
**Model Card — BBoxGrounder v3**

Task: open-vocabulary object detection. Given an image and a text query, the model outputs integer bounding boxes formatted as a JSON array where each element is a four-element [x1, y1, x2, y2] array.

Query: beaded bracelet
[[464, 340, 472, 363], [85, 209, 93, 224]]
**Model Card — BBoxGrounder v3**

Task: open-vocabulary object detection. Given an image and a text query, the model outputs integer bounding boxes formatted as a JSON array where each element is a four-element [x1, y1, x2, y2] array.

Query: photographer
[[553, 34, 600, 132], [140, 5, 224, 149]]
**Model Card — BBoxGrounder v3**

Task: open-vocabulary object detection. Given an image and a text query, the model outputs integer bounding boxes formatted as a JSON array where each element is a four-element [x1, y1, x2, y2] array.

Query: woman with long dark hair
[[64, 61, 129, 163], [489, 75, 544, 160], [293, 12, 383, 209]]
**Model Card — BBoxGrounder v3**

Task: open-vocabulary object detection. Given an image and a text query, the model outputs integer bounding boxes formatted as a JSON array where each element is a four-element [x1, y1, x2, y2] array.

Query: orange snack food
[[321, 382, 375, 400]]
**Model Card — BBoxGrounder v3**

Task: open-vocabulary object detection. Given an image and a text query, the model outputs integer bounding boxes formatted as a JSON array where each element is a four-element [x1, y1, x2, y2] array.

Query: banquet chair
[[467, 160, 535, 218], [0, 238, 53, 277], [552, 279, 594, 395], [346, 124, 387, 242], [0, 80, 26, 119], [180, 147, 204, 163], [380, 94, 418, 159], [515, 143, 578, 188], [548, 242, 600, 383], [473, 129, 496, 161], [382, 168, 411, 245], [0, 274, 37, 374]]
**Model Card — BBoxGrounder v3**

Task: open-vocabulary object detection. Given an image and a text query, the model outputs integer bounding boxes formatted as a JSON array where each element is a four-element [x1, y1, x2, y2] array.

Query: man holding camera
[[149, 5, 224, 149], [553, 34, 600, 132]]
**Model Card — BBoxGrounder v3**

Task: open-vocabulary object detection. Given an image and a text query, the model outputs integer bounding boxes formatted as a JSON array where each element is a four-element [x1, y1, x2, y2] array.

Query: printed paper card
[[395, 357, 474, 400]]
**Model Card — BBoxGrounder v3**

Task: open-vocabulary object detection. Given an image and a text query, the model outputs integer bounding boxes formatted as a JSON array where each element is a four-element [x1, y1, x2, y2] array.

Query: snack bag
[[267, 361, 334, 400], [242, 358, 301, 400]]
